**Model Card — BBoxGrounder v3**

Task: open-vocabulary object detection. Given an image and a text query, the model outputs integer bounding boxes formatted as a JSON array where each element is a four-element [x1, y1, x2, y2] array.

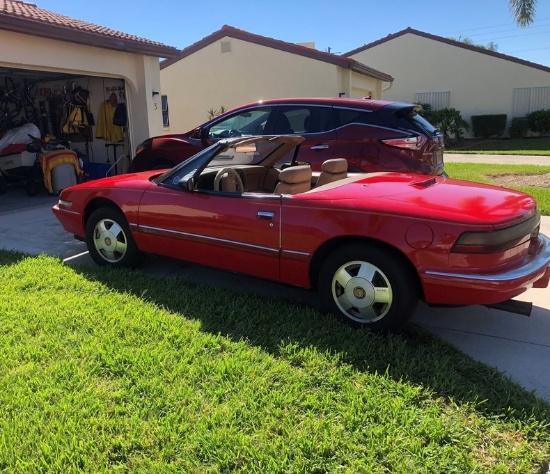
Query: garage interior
[[0, 66, 131, 194]]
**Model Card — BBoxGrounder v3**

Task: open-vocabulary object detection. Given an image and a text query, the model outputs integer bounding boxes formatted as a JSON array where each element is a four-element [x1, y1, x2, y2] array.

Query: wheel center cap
[[104, 237, 112, 246], [345, 278, 375, 307], [353, 286, 366, 299]]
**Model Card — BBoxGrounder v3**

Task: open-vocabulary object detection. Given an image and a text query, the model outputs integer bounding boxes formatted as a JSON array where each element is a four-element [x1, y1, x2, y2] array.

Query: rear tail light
[[381, 135, 427, 150], [452, 215, 539, 254]]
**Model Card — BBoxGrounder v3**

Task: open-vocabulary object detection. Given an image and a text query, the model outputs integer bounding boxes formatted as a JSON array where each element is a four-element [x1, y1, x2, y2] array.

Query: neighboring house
[[0, 0, 179, 166], [160, 25, 393, 133], [345, 28, 550, 137]]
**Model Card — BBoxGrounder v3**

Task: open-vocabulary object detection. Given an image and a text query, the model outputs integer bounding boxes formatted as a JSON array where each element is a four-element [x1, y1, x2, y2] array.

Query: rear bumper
[[421, 234, 550, 305]]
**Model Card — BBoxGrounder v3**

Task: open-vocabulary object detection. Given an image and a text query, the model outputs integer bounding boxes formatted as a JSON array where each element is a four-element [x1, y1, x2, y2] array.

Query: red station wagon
[[131, 98, 445, 175]]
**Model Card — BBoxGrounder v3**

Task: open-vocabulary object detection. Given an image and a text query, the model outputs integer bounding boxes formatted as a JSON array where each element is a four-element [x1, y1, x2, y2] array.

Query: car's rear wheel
[[85, 207, 143, 268], [318, 244, 418, 333]]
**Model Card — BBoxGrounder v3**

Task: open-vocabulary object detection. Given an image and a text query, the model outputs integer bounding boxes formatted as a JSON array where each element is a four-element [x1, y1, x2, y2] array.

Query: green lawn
[[446, 137, 550, 155], [446, 162, 550, 215], [1, 251, 550, 473]]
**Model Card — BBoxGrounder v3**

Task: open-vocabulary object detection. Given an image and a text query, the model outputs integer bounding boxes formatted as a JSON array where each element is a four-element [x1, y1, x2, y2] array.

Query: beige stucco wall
[[350, 33, 550, 136], [161, 37, 383, 133], [0, 29, 165, 161]]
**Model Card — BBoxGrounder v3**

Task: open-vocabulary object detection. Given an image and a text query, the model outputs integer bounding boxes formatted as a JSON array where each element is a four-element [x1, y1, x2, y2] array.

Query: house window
[[513, 87, 550, 117], [161, 95, 169, 127], [414, 91, 450, 110]]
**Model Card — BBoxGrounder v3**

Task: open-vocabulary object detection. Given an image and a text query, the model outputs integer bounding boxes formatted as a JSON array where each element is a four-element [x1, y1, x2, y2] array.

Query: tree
[[450, 36, 498, 51], [510, 0, 537, 27]]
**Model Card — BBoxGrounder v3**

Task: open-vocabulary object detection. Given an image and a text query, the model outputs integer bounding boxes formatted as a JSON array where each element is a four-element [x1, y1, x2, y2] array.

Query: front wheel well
[[309, 236, 423, 295], [151, 156, 177, 170], [83, 198, 122, 227]]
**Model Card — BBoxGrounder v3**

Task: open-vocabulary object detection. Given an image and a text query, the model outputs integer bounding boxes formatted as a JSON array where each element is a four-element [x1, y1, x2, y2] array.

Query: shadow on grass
[[0, 249, 34, 266], [72, 260, 550, 429]]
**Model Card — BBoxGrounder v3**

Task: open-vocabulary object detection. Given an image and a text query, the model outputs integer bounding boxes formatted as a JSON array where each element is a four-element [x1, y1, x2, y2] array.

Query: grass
[[446, 137, 550, 155], [1, 251, 550, 472], [445, 162, 550, 215]]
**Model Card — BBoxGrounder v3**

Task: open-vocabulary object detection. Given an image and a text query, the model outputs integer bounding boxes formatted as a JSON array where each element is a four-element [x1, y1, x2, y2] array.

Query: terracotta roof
[[161, 25, 393, 83], [0, 0, 179, 58], [343, 27, 550, 74]]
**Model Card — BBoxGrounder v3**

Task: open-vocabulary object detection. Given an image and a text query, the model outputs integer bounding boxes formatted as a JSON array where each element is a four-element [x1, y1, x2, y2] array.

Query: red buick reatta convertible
[[53, 136, 550, 332]]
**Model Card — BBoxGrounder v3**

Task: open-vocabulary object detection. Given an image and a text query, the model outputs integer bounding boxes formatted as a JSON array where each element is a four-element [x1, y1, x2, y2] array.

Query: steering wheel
[[214, 168, 244, 193]]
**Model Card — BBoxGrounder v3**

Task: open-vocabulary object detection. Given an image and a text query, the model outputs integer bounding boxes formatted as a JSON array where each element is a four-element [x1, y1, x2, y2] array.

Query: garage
[[0, 0, 178, 196]]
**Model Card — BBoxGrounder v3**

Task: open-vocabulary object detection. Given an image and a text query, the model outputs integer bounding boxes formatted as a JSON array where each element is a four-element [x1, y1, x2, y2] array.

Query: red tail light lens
[[381, 135, 427, 150]]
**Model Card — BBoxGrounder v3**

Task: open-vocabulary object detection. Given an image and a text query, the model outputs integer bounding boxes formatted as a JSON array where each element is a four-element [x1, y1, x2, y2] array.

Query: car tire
[[318, 243, 418, 333], [85, 207, 143, 268]]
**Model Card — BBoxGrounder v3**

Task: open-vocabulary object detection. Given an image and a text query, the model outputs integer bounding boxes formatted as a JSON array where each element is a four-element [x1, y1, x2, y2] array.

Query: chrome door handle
[[310, 144, 329, 150], [257, 211, 274, 220]]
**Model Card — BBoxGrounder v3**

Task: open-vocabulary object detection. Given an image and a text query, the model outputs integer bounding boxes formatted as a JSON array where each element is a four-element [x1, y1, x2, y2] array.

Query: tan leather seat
[[274, 165, 312, 194], [316, 158, 348, 187]]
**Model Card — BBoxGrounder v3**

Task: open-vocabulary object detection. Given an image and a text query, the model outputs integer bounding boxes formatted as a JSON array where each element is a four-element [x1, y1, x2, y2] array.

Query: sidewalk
[[445, 153, 550, 165]]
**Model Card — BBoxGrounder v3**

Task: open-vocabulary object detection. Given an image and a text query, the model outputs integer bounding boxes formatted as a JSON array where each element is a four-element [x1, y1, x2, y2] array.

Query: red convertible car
[[53, 136, 550, 332]]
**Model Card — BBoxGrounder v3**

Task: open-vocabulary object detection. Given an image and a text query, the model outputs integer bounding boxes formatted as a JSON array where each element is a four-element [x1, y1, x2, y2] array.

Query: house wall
[[0, 29, 164, 162], [350, 33, 550, 136], [161, 37, 382, 133]]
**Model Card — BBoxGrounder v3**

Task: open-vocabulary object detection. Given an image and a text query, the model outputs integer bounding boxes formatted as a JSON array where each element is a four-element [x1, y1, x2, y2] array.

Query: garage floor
[[0, 182, 56, 213]]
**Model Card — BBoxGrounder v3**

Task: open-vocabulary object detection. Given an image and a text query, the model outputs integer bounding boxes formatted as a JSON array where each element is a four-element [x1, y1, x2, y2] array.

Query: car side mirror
[[190, 127, 202, 139], [179, 176, 196, 191]]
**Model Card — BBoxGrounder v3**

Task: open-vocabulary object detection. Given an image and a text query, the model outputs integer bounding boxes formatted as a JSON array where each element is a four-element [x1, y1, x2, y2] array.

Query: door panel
[[137, 186, 282, 280]]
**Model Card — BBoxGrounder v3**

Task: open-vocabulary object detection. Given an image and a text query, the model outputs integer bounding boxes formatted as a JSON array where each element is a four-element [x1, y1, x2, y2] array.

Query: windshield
[[152, 143, 223, 184]]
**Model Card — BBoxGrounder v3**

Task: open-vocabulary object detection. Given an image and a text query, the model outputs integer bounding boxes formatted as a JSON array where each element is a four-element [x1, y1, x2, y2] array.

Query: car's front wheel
[[318, 244, 418, 333], [85, 207, 143, 268]]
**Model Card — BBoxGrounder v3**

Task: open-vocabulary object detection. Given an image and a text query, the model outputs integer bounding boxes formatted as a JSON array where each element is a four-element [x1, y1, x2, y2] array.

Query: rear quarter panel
[[278, 196, 464, 288]]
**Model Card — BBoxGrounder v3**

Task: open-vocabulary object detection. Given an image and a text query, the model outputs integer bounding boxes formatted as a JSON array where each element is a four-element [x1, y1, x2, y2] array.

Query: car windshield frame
[[154, 136, 304, 190]]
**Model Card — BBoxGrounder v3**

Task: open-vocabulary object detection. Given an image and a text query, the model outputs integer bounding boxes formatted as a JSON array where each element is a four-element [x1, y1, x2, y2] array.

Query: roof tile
[[0, 0, 179, 56]]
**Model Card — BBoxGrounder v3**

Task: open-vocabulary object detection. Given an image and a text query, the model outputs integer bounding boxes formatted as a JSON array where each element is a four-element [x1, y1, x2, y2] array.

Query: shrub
[[526, 109, 550, 136], [415, 103, 433, 122], [471, 114, 507, 138], [509, 117, 530, 138], [429, 108, 470, 145], [207, 106, 226, 120]]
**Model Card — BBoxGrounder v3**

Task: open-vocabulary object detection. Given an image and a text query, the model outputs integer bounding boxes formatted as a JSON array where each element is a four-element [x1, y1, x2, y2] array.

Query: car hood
[[73, 171, 160, 191], [302, 173, 538, 227]]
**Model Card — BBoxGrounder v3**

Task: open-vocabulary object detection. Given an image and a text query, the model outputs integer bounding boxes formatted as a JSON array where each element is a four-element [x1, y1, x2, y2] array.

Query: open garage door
[[0, 67, 130, 195]]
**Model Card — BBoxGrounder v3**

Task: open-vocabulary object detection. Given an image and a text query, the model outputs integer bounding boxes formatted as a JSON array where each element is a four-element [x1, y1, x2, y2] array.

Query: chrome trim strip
[[282, 249, 310, 257], [139, 225, 279, 254], [426, 234, 550, 282], [55, 207, 80, 216]]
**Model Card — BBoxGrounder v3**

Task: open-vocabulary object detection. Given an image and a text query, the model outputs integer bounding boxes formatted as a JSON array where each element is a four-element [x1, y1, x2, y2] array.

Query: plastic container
[[83, 162, 111, 181], [51, 163, 77, 193]]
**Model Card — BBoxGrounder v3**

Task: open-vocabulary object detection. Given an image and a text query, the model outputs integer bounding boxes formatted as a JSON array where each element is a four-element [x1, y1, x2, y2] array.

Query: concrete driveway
[[1, 184, 550, 402]]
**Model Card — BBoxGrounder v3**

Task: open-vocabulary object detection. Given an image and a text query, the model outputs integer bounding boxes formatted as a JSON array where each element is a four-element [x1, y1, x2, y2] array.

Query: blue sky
[[36, 0, 550, 66]]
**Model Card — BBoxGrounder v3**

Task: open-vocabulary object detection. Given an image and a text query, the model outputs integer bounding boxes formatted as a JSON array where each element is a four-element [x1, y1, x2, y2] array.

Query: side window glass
[[206, 108, 271, 139], [336, 109, 378, 127], [269, 106, 334, 135]]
